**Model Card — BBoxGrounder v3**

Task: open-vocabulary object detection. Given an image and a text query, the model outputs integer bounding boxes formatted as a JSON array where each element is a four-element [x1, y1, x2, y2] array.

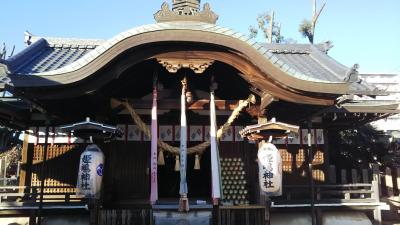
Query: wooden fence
[[218, 205, 266, 225], [378, 167, 400, 197], [97, 209, 151, 225]]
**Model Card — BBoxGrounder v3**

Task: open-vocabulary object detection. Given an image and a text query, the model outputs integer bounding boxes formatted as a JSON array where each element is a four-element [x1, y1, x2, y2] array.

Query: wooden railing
[[325, 164, 400, 198], [271, 164, 388, 225], [379, 166, 400, 197], [218, 205, 266, 225], [274, 182, 379, 204], [0, 185, 85, 205]]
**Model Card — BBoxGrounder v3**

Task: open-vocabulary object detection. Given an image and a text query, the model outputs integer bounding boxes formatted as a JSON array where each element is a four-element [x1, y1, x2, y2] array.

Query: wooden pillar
[[19, 132, 34, 190], [385, 167, 394, 197], [307, 125, 316, 225], [25, 131, 36, 225], [0, 157, 5, 186], [37, 125, 49, 225], [351, 169, 358, 183], [396, 168, 400, 196], [327, 165, 336, 184], [29, 212, 37, 225], [340, 169, 347, 184], [212, 205, 218, 225], [89, 199, 100, 225], [341, 169, 349, 199], [373, 208, 382, 225], [372, 180, 382, 225], [362, 169, 369, 183], [372, 164, 381, 197], [322, 129, 330, 170], [316, 209, 323, 225]]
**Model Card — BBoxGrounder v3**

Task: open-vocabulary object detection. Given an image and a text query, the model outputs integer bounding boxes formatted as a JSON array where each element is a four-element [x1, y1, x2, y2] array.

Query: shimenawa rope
[[114, 95, 254, 155]]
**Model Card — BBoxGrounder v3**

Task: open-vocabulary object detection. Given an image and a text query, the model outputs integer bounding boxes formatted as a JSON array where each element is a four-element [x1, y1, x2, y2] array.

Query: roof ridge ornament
[[0, 63, 9, 78], [344, 64, 361, 83], [154, 1, 218, 24]]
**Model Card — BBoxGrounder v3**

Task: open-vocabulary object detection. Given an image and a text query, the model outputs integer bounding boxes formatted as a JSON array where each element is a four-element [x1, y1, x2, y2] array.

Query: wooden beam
[[111, 98, 241, 111], [260, 93, 275, 111], [153, 51, 336, 106]]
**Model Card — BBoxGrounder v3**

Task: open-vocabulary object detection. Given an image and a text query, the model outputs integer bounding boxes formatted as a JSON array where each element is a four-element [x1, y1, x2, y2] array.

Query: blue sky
[[1, 0, 399, 73]]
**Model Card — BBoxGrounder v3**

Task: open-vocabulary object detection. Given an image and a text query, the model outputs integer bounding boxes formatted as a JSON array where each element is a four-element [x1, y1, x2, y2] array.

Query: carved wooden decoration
[[260, 93, 276, 110], [157, 58, 214, 74], [154, 2, 218, 24]]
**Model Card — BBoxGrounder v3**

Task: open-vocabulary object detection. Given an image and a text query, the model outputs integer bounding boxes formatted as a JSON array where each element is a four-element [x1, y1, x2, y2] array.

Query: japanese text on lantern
[[80, 154, 92, 190], [262, 153, 274, 189]]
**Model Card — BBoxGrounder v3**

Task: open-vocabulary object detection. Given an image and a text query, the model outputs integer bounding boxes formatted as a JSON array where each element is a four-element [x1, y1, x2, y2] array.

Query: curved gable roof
[[4, 22, 380, 96]]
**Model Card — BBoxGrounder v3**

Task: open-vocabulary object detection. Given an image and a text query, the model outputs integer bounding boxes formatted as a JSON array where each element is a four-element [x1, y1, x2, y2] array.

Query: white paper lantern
[[76, 144, 104, 199], [257, 142, 282, 196]]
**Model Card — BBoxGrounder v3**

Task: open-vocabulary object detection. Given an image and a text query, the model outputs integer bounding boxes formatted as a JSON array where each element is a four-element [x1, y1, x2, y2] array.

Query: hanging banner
[[210, 91, 222, 201], [159, 125, 173, 142], [179, 86, 188, 196], [76, 144, 104, 199], [258, 142, 282, 196], [150, 87, 158, 204]]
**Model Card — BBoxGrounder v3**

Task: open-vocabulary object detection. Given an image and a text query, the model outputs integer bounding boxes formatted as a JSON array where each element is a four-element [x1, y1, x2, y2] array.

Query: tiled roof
[[5, 37, 103, 74], [262, 43, 379, 94], [2, 22, 382, 95], [4, 23, 342, 82], [263, 44, 346, 83]]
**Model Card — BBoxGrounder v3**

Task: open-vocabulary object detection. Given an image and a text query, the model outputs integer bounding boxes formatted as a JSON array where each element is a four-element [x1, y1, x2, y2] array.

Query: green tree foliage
[[299, 20, 313, 43], [248, 25, 258, 40], [0, 127, 22, 180], [298, 0, 326, 44], [328, 125, 391, 169], [248, 11, 284, 43], [0, 127, 20, 149]]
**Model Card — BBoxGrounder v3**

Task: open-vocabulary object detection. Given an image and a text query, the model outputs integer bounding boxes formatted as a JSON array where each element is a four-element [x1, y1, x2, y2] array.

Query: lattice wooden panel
[[31, 144, 81, 193], [220, 157, 249, 205]]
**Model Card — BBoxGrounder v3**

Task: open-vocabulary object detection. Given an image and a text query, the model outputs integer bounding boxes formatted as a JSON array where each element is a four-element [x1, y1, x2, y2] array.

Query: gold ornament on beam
[[157, 58, 214, 74]]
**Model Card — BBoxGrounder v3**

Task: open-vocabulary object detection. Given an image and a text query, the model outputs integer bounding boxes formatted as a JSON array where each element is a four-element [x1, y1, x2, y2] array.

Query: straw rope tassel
[[194, 154, 201, 170], [174, 155, 180, 171], [158, 150, 165, 165]]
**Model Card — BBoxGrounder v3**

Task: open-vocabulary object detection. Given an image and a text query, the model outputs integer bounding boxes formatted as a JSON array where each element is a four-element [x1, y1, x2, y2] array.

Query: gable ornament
[[154, 1, 218, 24]]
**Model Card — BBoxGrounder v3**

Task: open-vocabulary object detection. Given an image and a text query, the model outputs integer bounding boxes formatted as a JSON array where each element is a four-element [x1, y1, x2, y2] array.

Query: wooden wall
[[218, 142, 325, 203], [22, 140, 325, 205], [101, 142, 150, 205]]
